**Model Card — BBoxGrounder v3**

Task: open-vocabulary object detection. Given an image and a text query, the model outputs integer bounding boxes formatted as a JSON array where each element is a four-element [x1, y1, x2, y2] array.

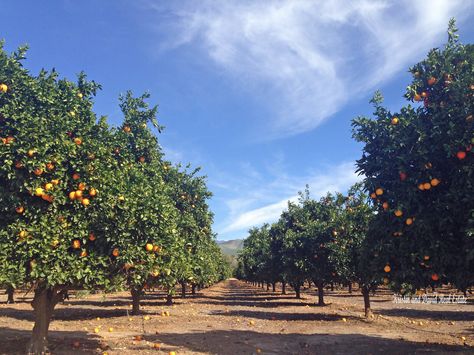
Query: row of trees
[[236, 21, 473, 315], [0, 42, 230, 353]]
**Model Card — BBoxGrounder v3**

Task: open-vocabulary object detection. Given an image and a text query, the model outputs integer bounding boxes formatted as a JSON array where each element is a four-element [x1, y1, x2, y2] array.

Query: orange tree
[[352, 21, 474, 295], [0, 43, 131, 352], [99, 92, 179, 315]]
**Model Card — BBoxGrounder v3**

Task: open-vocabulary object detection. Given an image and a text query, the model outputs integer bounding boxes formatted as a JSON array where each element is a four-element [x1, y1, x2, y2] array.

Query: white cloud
[[217, 161, 360, 236], [146, 0, 472, 138]]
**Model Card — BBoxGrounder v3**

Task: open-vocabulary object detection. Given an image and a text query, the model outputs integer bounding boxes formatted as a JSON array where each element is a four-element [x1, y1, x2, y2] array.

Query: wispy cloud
[[145, 0, 471, 138], [215, 161, 360, 237]]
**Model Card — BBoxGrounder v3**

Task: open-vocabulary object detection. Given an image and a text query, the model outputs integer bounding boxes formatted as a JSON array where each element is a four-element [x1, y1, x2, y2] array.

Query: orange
[[370, 192, 376, 199], [70, 111, 76, 116], [27, 149, 35, 157], [89, 232, 96, 241], [146, 243, 153, 252], [72, 173, 80, 180], [153, 343, 161, 349], [82, 198, 90, 206], [423, 255, 430, 261], [123, 125, 131, 133], [427, 77, 436, 85], [78, 182, 86, 191], [0, 83, 8, 92], [19, 230, 28, 238], [394, 210, 403, 217], [134, 335, 143, 341], [35, 187, 44, 196], [382, 202, 389, 210], [45, 183, 53, 191], [80, 250, 88, 257], [14, 161, 23, 169], [74, 137, 82, 145], [421, 91, 428, 98], [406, 218, 413, 226], [414, 93, 422, 101], [118, 195, 125, 201], [431, 273, 439, 281], [457, 151, 466, 160], [69, 191, 76, 200], [33, 168, 43, 176], [430, 178, 440, 187], [112, 248, 119, 257], [89, 188, 97, 196], [75, 190, 83, 198], [52, 179, 60, 185], [46, 162, 55, 170], [72, 239, 81, 249], [418, 184, 425, 191], [139, 156, 145, 163], [77, 92, 83, 98], [423, 182, 431, 190], [391, 117, 399, 125], [384, 265, 391, 273], [16, 206, 24, 214]]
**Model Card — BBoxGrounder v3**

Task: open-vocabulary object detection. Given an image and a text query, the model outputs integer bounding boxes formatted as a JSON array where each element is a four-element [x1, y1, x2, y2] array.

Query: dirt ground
[[1, 279, 473, 354]]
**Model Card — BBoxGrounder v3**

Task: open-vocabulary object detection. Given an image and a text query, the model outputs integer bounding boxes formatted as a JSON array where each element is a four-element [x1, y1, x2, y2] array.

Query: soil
[[1, 279, 473, 354]]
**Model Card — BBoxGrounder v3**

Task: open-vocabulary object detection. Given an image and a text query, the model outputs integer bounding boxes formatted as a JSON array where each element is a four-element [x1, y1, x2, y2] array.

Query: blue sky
[[1, 1, 473, 240]]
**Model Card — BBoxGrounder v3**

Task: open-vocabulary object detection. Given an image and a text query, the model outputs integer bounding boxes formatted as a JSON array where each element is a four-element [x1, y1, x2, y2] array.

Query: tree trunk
[[266, 283, 270, 291], [362, 287, 373, 318], [6, 285, 14, 304], [181, 282, 186, 298], [316, 282, 325, 306], [166, 293, 173, 306], [272, 283, 276, 292], [330, 282, 334, 291], [282, 282, 286, 295], [348, 283, 352, 294], [294, 285, 301, 299], [192, 284, 196, 295], [131, 288, 142, 315], [27, 285, 64, 354], [307, 280, 312, 289]]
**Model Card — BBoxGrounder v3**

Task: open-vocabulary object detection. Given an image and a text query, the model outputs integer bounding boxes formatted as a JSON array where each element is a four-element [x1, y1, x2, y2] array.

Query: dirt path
[[1, 279, 473, 354]]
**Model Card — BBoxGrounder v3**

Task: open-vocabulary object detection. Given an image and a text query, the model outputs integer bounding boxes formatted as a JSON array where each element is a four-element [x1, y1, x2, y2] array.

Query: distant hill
[[218, 239, 244, 256], [218, 239, 244, 270]]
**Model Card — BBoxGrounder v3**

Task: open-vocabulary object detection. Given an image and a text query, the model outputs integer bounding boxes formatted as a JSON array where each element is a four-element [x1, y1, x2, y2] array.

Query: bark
[[131, 288, 142, 315], [294, 284, 301, 299], [362, 287, 373, 318], [181, 282, 186, 298], [272, 283, 276, 292], [6, 285, 14, 304], [166, 293, 173, 306], [316, 281, 325, 306], [192, 284, 196, 295], [348, 283, 352, 294], [282, 282, 286, 295], [27, 285, 65, 354]]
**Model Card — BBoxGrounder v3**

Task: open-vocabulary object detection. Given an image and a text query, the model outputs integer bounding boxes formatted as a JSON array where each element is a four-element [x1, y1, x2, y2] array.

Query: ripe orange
[[74, 137, 82, 145], [33, 168, 43, 176], [431, 273, 439, 281], [414, 93, 422, 101], [134, 335, 143, 341], [370, 192, 376, 199], [27, 149, 35, 157], [382, 202, 389, 210], [423, 182, 431, 190], [139, 156, 145, 163], [112, 248, 119, 257], [424, 255, 430, 261], [430, 178, 440, 187], [89, 188, 97, 196], [406, 218, 413, 226], [80, 250, 88, 257], [45, 183, 53, 191], [41, 194, 53, 202], [118, 195, 125, 201], [82, 198, 90, 206], [46, 162, 55, 170], [35, 187, 44, 196], [0, 83, 8, 92], [72, 173, 80, 180], [375, 188, 383, 196], [72, 239, 81, 249], [51, 240, 59, 248], [69, 191, 76, 200], [427, 77, 436, 85], [15, 161, 23, 169], [89, 232, 96, 241], [75, 190, 83, 198], [19, 230, 28, 238], [391, 117, 399, 125], [418, 183, 425, 191], [421, 91, 428, 98], [146, 243, 153, 252], [457, 151, 466, 160], [16, 206, 24, 214], [384, 265, 391, 273], [394, 210, 403, 217], [123, 125, 131, 133], [78, 182, 86, 191], [153, 343, 161, 349], [52, 179, 60, 185]]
